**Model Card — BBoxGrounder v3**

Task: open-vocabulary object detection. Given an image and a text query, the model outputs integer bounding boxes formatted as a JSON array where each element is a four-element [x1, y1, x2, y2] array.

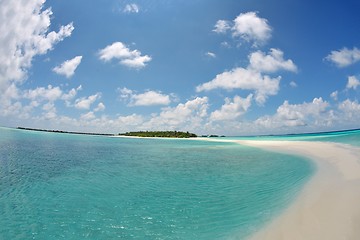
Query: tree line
[[119, 131, 197, 138]]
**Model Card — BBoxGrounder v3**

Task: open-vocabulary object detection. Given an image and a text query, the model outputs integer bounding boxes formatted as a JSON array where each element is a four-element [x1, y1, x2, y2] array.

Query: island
[[16, 127, 199, 138], [17, 127, 114, 136], [119, 131, 197, 138]]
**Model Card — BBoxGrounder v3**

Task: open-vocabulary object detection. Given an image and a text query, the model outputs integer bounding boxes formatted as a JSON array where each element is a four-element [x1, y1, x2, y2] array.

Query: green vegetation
[[17, 127, 198, 138], [119, 131, 197, 138]]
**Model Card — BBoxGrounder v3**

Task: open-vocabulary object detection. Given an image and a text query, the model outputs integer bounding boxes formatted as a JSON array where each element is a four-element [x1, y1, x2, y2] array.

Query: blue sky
[[1, 0, 360, 135]]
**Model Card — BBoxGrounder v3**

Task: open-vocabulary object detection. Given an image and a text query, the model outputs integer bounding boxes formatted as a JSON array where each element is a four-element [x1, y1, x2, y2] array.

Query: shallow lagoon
[[0, 127, 313, 239]]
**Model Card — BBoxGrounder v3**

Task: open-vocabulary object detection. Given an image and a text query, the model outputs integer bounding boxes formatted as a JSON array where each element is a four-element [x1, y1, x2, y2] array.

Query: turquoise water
[[226, 129, 360, 147], [0, 127, 314, 239], [303, 129, 360, 146]]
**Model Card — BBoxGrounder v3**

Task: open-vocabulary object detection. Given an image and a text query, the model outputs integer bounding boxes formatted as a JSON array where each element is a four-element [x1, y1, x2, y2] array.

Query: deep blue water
[[0, 127, 314, 239]]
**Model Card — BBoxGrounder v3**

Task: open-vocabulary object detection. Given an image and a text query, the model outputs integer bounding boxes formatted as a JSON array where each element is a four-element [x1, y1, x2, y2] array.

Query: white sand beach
[[234, 140, 360, 240]]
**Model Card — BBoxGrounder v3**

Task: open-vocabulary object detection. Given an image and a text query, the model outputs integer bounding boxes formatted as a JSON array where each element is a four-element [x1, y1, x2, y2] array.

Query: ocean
[[226, 128, 360, 147], [0, 127, 315, 239]]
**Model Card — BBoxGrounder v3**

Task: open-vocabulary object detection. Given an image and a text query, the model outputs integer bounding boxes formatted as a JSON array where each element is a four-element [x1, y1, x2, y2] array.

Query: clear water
[[303, 129, 360, 147], [0, 127, 314, 239], [226, 129, 360, 147]]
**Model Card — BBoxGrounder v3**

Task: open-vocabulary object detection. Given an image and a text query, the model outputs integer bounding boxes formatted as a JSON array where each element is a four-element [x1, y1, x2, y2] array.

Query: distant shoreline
[[16, 127, 200, 138], [16, 127, 114, 136], [15, 126, 360, 139]]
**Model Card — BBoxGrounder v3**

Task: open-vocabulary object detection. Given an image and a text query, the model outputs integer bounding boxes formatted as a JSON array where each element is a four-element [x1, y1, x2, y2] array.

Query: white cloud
[[256, 98, 330, 128], [249, 48, 297, 73], [338, 99, 360, 119], [346, 76, 360, 90], [123, 3, 139, 13], [290, 81, 297, 88], [221, 41, 231, 48], [0, 0, 73, 119], [232, 12, 272, 46], [119, 87, 171, 106], [81, 111, 96, 120], [0, 0, 73, 90], [116, 114, 144, 126], [335, 99, 360, 129], [42, 102, 54, 111], [205, 52, 216, 58], [210, 94, 253, 121], [61, 85, 82, 102], [196, 47, 297, 105], [53, 56, 83, 78], [1, 84, 83, 119], [94, 102, 106, 112], [0, 101, 26, 118], [42, 102, 57, 119], [325, 47, 360, 68], [213, 12, 272, 47], [143, 97, 209, 131], [1, 83, 20, 102], [120, 55, 152, 69], [196, 67, 280, 105], [330, 91, 338, 101], [213, 20, 231, 33], [98, 42, 151, 69], [24, 85, 63, 102], [74, 93, 101, 110]]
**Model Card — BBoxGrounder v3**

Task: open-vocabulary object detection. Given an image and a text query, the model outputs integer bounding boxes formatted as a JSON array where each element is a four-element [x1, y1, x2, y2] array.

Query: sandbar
[[231, 140, 360, 240]]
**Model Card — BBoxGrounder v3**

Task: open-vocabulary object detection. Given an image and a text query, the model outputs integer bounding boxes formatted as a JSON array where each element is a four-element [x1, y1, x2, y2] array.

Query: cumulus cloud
[[0, 0, 73, 120], [53, 56, 83, 78], [116, 114, 144, 126], [98, 42, 151, 69], [196, 67, 280, 105], [330, 91, 338, 101], [2, 83, 20, 102], [81, 111, 96, 120], [346, 76, 360, 90], [0, 0, 73, 90], [213, 20, 231, 33], [333, 99, 360, 129], [1, 83, 85, 121], [24, 85, 63, 102], [58, 113, 145, 134], [248, 48, 297, 73], [143, 97, 209, 131], [338, 99, 360, 118], [210, 94, 253, 121], [232, 12, 272, 46], [325, 47, 360, 68], [74, 93, 101, 110], [256, 98, 330, 128], [61, 85, 82, 102], [196, 47, 297, 105], [119, 87, 172, 106], [94, 102, 106, 112], [213, 12, 272, 47], [52, 98, 207, 134], [42, 102, 57, 119], [123, 3, 139, 13]]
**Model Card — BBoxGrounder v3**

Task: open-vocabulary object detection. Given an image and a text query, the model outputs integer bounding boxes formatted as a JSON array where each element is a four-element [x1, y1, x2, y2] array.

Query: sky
[[1, 0, 360, 135]]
